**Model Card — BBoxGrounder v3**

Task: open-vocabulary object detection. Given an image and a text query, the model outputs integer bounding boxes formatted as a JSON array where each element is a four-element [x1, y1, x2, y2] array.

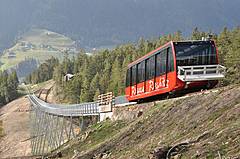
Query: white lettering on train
[[132, 86, 136, 96], [132, 78, 170, 96], [155, 77, 170, 89], [149, 80, 154, 91], [137, 87, 144, 94], [149, 78, 170, 91]]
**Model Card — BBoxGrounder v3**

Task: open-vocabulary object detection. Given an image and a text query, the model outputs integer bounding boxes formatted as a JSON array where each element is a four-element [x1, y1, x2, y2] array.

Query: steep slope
[[54, 85, 240, 158]]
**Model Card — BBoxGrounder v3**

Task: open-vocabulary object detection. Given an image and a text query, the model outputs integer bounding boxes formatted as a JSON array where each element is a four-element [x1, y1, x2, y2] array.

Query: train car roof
[[173, 40, 214, 44], [128, 41, 172, 68], [127, 40, 214, 68]]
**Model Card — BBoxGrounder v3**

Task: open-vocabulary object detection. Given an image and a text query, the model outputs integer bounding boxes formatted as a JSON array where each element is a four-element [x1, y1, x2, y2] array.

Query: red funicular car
[[125, 40, 225, 102]]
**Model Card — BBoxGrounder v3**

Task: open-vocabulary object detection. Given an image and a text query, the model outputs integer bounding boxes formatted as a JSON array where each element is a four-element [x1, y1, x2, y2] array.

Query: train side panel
[[126, 71, 176, 101]]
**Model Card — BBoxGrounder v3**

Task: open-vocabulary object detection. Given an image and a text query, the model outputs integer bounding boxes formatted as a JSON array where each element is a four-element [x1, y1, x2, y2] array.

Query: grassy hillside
[[51, 85, 240, 158], [0, 28, 76, 71]]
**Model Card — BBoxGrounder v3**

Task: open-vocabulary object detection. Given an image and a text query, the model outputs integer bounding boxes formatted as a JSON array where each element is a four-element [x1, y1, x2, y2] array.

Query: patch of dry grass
[[0, 120, 4, 138]]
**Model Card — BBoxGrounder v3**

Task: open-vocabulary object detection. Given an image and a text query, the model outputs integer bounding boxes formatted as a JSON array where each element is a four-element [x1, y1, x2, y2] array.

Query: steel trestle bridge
[[28, 94, 100, 155]]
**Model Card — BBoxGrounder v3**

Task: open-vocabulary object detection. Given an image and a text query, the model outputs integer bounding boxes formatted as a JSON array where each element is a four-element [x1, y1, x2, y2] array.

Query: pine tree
[[137, 37, 146, 58], [62, 54, 73, 74], [174, 30, 183, 41], [80, 77, 91, 102], [1, 71, 10, 103], [7, 71, 19, 101], [224, 27, 240, 84], [121, 55, 131, 94], [53, 64, 64, 85], [93, 89, 100, 101], [217, 27, 231, 64], [99, 60, 111, 93], [89, 73, 100, 100], [0, 71, 6, 105], [191, 27, 201, 40], [109, 59, 122, 96], [64, 77, 82, 103]]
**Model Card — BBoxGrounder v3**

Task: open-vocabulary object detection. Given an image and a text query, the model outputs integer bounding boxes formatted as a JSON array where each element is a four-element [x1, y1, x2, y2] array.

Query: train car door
[[155, 48, 168, 90], [165, 48, 169, 88], [136, 61, 145, 95], [145, 56, 155, 93], [125, 68, 131, 98], [130, 65, 137, 96]]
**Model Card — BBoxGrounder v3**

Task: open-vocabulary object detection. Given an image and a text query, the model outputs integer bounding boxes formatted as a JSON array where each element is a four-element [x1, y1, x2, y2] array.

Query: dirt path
[[0, 96, 31, 158]]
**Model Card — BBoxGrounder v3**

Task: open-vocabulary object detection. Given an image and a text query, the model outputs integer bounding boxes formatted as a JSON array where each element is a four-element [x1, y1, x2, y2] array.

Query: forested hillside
[[25, 57, 59, 84], [0, 71, 19, 106], [25, 27, 240, 103], [0, 29, 76, 80]]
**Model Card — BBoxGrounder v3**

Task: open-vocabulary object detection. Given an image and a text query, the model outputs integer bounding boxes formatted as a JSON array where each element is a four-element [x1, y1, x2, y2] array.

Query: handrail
[[177, 64, 226, 81], [28, 94, 99, 117]]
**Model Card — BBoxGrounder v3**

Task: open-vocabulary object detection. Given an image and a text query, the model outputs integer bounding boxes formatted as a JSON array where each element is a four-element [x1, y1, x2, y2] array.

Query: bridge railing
[[28, 94, 99, 116]]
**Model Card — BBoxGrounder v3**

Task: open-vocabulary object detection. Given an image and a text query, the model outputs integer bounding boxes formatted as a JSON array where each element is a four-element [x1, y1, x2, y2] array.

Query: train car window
[[156, 52, 161, 76], [126, 68, 131, 87], [155, 49, 167, 76], [160, 50, 167, 74], [137, 63, 140, 83], [146, 58, 150, 80], [131, 65, 137, 85], [146, 56, 155, 80], [168, 47, 174, 72], [143, 61, 146, 81], [175, 41, 217, 66], [211, 46, 217, 64], [137, 61, 145, 83], [151, 56, 155, 79]]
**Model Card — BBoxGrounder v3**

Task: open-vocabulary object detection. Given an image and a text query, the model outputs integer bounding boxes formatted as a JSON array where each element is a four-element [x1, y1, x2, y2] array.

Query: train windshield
[[174, 41, 217, 66]]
